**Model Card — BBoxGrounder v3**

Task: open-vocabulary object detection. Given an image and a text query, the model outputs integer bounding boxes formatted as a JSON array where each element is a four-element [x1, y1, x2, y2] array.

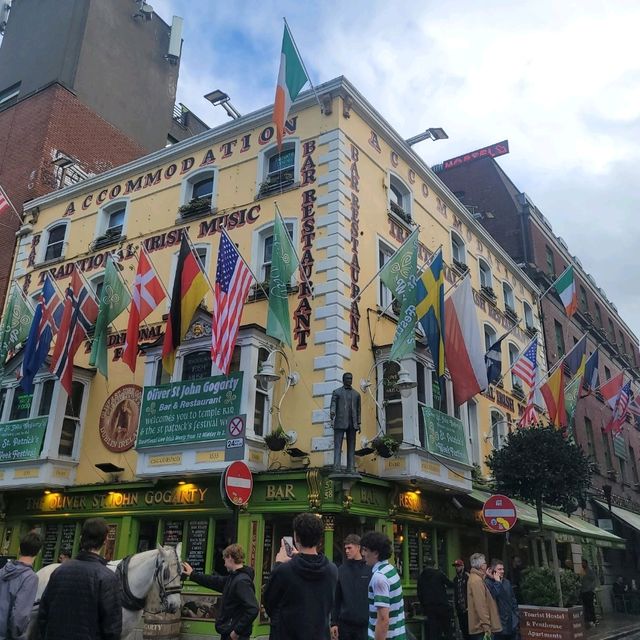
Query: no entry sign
[[224, 461, 253, 506], [482, 494, 517, 532]]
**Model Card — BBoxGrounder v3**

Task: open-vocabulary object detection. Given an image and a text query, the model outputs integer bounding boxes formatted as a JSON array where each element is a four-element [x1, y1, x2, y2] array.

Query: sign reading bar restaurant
[[136, 373, 243, 449], [422, 407, 469, 465], [0, 416, 48, 461]]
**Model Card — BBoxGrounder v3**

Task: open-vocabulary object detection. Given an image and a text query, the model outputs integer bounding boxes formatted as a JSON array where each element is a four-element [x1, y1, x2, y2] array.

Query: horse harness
[[115, 549, 182, 613]]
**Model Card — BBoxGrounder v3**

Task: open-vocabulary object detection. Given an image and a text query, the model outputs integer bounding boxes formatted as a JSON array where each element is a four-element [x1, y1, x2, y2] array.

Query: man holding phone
[[263, 513, 338, 640]]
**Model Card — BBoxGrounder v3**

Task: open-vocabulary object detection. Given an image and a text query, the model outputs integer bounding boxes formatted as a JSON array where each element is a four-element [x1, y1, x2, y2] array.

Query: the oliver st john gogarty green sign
[[422, 406, 469, 465], [0, 416, 48, 461], [136, 372, 243, 448]]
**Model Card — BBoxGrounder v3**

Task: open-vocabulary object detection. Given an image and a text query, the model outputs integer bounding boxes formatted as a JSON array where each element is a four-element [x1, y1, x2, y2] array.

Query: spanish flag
[[162, 234, 209, 374], [541, 366, 567, 428]]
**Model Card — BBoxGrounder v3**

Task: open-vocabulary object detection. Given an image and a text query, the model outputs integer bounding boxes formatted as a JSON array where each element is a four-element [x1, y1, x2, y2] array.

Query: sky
[[154, 0, 640, 336]]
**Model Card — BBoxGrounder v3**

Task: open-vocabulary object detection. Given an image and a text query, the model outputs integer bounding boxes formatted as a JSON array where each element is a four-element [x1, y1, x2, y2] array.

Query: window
[[523, 301, 534, 330], [254, 347, 270, 437], [584, 417, 596, 459], [417, 362, 428, 447], [491, 410, 506, 450], [167, 243, 210, 301], [608, 318, 616, 342], [451, 232, 466, 266], [545, 245, 555, 276], [258, 142, 298, 195], [604, 366, 611, 381], [257, 221, 294, 283], [618, 331, 626, 354], [9, 388, 32, 421], [388, 175, 412, 220], [378, 241, 398, 311], [478, 258, 492, 290], [508, 343, 520, 388], [154, 361, 171, 386], [484, 324, 497, 353], [180, 168, 218, 215], [0, 82, 20, 108], [554, 320, 565, 357], [59, 381, 85, 456], [602, 431, 613, 471], [630, 447, 639, 485], [181, 350, 213, 381], [579, 286, 588, 313], [43, 222, 68, 262], [594, 303, 603, 327], [96, 199, 129, 242], [383, 361, 403, 441], [38, 380, 56, 416], [89, 273, 104, 304], [619, 455, 627, 483], [467, 399, 480, 466], [503, 282, 515, 313], [192, 177, 214, 201]]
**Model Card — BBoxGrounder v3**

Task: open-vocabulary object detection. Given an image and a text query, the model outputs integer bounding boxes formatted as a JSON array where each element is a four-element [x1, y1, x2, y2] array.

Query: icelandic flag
[[20, 275, 63, 393]]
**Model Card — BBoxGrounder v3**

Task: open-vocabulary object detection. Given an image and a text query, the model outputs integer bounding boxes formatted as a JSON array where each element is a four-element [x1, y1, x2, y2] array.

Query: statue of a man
[[330, 372, 361, 473]]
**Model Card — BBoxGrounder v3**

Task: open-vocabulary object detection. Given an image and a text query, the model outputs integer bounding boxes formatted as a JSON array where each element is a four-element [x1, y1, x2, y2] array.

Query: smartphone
[[282, 536, 295, 557]]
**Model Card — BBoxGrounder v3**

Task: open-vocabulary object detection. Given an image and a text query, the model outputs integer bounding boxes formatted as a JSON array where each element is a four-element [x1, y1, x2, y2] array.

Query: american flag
[[50, 270, 98, 395], [512, 337, 538, 388], [211, 231, 253, 373], [605, 381, 631, 435], [518, 390, 538, 427]]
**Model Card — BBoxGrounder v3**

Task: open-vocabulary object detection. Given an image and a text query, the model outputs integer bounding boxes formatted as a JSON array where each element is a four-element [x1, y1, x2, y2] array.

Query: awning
[[595, 500, 640, 536], [470, 490, 625, 548]]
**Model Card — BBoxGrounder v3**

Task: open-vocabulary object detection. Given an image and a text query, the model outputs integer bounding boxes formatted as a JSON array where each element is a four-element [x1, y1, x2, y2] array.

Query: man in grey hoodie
[[0, 531, 43, 640]]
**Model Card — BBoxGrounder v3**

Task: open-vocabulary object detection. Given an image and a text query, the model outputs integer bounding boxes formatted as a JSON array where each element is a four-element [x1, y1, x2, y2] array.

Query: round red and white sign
[[224, 461, 253, 506], [482, 494, 518, 532]]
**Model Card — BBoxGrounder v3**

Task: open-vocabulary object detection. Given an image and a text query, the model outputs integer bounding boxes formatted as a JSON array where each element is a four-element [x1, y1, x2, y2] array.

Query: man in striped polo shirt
[[360, 531, 407, 640]]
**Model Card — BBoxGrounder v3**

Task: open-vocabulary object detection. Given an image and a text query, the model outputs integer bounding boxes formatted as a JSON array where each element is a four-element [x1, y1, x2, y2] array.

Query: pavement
[[586, 614, 640, 640]]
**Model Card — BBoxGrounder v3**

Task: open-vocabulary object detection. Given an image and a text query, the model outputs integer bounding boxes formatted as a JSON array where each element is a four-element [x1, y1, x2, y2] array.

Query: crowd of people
[[0, 514, 616, 640]]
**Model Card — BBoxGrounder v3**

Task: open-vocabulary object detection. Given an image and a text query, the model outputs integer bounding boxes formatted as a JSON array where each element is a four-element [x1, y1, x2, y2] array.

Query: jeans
[[581, 591, 596, 623], [456, 610, 469, 640], [338, 621, 368, 640]]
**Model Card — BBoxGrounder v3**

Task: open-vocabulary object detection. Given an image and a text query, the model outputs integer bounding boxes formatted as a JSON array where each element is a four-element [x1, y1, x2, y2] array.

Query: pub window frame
[[95, 198, 129, 241], [251, 219, 296, 284], [179, 167, 219, 210], [40, 220, 69, 263]]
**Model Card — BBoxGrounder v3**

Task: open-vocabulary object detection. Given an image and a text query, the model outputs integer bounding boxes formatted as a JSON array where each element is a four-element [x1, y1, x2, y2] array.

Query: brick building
[[0, 0, 208, 308], [438, 152, 640, 584]]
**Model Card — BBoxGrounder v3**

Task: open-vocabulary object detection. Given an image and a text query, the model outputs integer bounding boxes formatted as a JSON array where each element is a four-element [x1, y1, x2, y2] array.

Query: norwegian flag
[[20, 275, 63, 393], [518, 390, 539, 428], [123, 247, 166, 372], [627, 393, 640, 418], [605, 381, 631, 435], [50, 270, 98, 395], [212, 230, 253, 373], [512, 338, 538, 388]]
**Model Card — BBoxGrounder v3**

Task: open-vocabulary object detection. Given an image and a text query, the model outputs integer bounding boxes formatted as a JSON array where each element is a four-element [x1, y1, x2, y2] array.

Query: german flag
[[162, 234, 209, 374]]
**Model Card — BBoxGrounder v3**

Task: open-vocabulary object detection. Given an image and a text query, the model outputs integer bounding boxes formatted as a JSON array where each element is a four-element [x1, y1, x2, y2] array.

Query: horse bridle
[[148, 546, 183, 614]]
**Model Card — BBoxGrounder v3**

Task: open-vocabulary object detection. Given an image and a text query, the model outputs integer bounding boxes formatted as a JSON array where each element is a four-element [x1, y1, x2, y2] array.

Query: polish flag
[[445, 276, 489, 406]]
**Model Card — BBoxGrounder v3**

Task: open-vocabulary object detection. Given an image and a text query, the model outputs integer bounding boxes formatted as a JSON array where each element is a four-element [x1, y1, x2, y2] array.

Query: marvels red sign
[[439, 140, 509, 171]]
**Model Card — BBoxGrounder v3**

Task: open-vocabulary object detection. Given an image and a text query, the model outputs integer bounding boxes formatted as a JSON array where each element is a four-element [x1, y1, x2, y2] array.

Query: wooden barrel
[[143, 610, 181, 640]]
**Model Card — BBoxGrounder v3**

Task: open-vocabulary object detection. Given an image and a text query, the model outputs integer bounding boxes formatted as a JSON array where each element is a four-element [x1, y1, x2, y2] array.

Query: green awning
[[595, 500, 640, 536], [470, 490, 625, 547]]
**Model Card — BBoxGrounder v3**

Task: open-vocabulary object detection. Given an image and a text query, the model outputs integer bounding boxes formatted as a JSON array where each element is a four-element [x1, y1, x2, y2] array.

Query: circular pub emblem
[[99, 385, 142, 453]]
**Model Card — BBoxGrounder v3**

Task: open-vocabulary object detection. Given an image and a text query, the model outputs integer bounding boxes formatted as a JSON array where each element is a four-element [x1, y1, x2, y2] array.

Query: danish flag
[[50, 270, 99, 395], [122, 247, 166, 372]]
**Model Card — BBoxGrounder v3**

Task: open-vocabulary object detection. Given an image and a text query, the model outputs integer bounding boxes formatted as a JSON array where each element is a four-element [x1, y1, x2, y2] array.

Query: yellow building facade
[[0, 77, 548, 637]]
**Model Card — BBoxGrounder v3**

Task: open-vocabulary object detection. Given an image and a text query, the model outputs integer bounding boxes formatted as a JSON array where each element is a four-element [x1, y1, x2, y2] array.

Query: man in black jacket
[[330, 534, 371, 640], [263, 513, 338, 640], [37, 517, 122, 640], [417, 562, 454, 640], [452, 559, 470, 640], [182, 543, 258, 640]]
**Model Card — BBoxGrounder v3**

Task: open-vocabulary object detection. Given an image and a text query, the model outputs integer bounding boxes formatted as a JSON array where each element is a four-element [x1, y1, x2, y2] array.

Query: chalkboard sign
[[186, 520, 208, 573], [163, 520, 184, 547], [408, 527, 420, 579], [42, 524, 59, 566], [393, 540, 403, 578], [60, 523, 76, 556], [437, 533, 447, 574], [421, 530, 434, 569]]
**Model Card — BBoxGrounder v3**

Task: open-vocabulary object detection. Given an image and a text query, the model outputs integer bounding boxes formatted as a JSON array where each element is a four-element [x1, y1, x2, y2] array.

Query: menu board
[[393, 540, 403, 578], [60, 523, 76, 555], [260, 522, 274, 623], [42, 524, 59, 566], [186, 520, 208, 573], [408, 527, 420, 579], [437, 533, 447, 574], [163, 520, 184, 547], [103, 524, 118, 561], [421, 530, 434, 569]]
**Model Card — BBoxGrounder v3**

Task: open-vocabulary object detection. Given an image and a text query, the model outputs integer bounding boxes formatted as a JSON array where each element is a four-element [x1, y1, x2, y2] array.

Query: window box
[[512, 383, 525, 401], [389, 200, 412, 224], [178, 197, 212, 219], [505, 306, 519, 322], [452, 259, 468, 275], [258, 171, 295, 197], [525, 325, 538, 339], [91, 229, 123, 251], [480, 286, 497, 303]]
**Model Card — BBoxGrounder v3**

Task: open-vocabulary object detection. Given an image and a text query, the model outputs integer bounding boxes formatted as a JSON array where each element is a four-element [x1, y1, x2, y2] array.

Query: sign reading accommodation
[[0, 416, 48, 461], [421, 407, 469, 465], [136, 372, 243, 448]]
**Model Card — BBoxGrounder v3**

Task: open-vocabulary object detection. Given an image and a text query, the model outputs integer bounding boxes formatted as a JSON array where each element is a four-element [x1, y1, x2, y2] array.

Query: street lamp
[[360, 359, 417, 406], [204, 89, 241, 119], [405, 128, 449, 146]]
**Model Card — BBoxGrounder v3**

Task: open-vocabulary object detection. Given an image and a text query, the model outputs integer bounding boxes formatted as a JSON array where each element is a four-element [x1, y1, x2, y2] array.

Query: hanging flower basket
[[264, 428, 289, 452], [371, 435, 400, 459]]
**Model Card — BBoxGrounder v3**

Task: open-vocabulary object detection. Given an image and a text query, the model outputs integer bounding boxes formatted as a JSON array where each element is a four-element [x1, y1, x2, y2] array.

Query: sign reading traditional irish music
[[0, 416, 48, 462], [136, 373, 243, 449], [421, 407, 469, 465]]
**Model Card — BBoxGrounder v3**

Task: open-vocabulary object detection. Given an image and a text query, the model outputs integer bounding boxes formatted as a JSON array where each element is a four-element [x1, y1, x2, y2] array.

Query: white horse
[[29, 543, 183, 640]]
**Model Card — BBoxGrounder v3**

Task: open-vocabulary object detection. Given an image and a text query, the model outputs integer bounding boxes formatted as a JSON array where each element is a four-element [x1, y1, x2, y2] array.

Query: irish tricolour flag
[[273, 23, 309, 149], [553, 265, 577, 316]]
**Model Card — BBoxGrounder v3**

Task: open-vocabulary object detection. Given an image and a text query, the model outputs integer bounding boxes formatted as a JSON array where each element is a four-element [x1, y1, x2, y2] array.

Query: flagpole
[[538, 264, 571, 302], [282, 18, 323, 111], [12, 279, 34, 312], [181, 228, 217, 299], [539, 332, 588, 386], [274, 203, 314, 299], [220, 227, 267, 299], [139, 242, 171, 300], [493, 332, 538, 388], [0, 185, 23, 226], [110, 249, 154, 334], [353, 227, 420, 303]]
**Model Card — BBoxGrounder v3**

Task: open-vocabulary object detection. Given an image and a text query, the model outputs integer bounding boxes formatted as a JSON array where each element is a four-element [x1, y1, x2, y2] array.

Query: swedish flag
[[416, 248, 445, 378]]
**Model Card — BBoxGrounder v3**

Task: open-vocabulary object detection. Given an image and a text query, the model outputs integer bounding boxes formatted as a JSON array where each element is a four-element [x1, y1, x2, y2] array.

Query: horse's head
[[154, 543, 183, 614]]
